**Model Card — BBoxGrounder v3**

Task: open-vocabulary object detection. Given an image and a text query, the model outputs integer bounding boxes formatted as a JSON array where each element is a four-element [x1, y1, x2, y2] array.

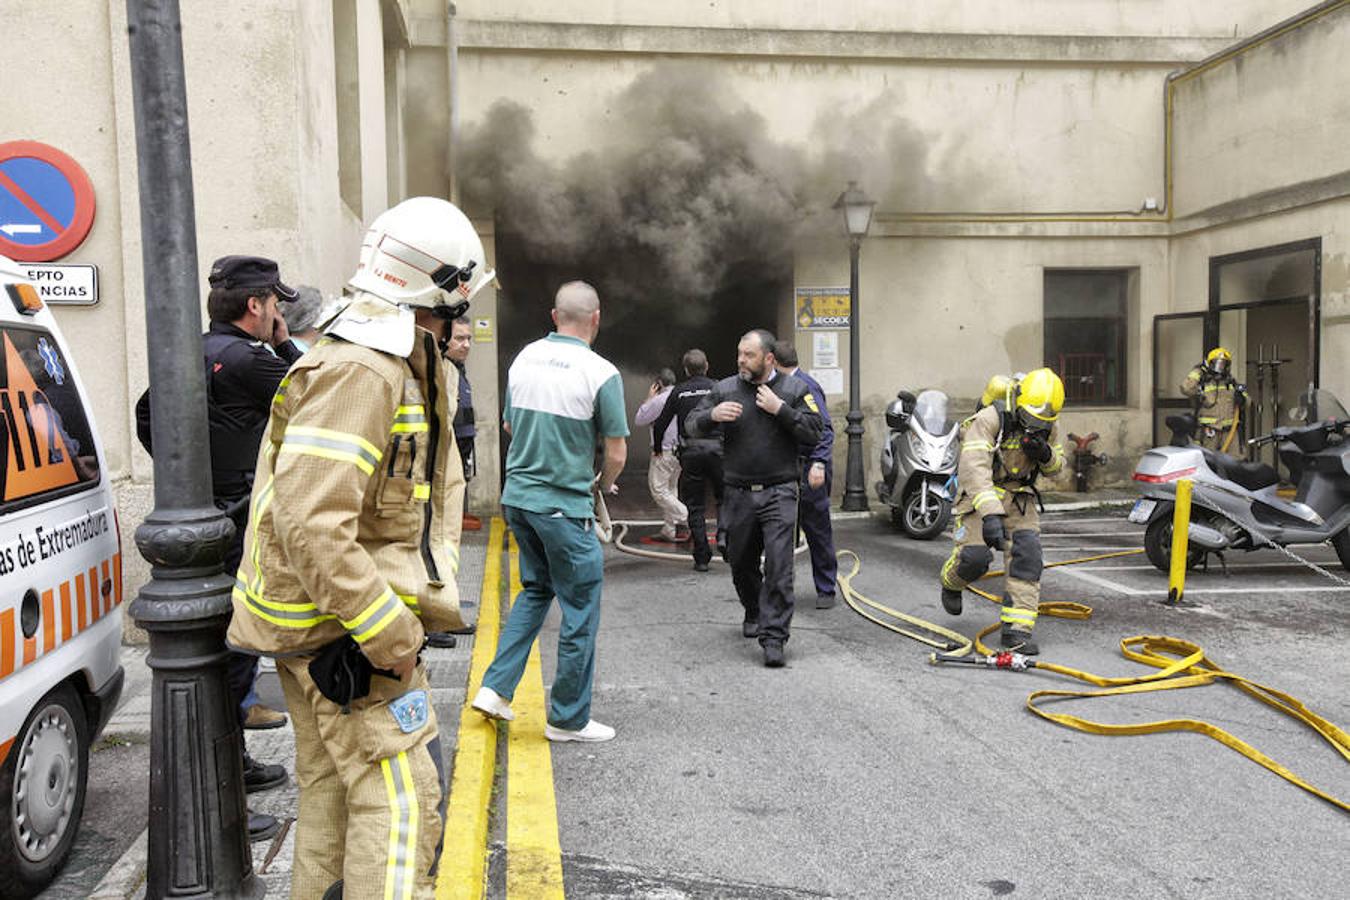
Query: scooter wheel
[[899, 492, 951, 541], [1143, 516, 1207, 572]]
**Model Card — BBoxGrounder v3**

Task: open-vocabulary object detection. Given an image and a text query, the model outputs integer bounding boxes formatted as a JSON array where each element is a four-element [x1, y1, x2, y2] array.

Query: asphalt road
[[526, 509, 1349, 899]]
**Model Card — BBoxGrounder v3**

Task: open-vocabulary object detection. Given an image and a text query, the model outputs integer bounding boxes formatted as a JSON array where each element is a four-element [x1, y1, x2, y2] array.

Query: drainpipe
[[446, 2, 459, 205]]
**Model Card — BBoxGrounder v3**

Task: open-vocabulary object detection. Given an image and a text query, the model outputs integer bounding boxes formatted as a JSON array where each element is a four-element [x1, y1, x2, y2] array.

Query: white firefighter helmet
[[348, 197, 495, 314]]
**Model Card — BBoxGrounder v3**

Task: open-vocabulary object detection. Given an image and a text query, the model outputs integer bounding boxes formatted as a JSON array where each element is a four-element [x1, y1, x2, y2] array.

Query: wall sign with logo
[[795, 287, 850, 329]]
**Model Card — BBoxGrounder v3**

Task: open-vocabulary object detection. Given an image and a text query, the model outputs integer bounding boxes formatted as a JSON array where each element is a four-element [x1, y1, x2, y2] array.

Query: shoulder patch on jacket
[[803, 392, 819, 413]]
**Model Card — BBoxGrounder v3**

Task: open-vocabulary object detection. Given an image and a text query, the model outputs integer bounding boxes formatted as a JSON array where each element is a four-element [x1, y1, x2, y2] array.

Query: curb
[[88, 828, 147, 899]]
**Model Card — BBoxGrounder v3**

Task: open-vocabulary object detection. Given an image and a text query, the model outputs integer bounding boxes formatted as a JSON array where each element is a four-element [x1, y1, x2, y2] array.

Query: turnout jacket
[[686, 371, 824, 486], [1180, 367, 1238, 428], [957, 404, 1064, 519], [227, 294, 467, 668]]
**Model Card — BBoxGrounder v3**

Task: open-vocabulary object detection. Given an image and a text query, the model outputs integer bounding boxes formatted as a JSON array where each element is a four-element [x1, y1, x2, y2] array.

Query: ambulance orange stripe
[[102, 560, 112, 614], [75, 572, 87, 632], [88, 567, 100, 622], [60, 581, 72, 642], [42, 589, 54, 653], [0, 609, 13, 677], [114, 553, 123, 605], [0, 737, 12, 769], [22, 636, 35, 666]]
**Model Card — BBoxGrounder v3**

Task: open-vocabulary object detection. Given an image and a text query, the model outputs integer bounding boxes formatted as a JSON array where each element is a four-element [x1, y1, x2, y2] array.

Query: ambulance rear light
[[1132, 466, 1196, 484], [5, 281, 44, 315]]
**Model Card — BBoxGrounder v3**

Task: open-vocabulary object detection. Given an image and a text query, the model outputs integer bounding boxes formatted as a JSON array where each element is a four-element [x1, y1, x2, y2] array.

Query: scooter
[[1129, 389, 1350, 572], [877, 389, 959, 540]]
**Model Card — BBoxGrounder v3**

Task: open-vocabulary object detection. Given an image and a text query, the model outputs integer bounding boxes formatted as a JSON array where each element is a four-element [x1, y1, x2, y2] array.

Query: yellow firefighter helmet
[[1015, 368, 1065, 431]]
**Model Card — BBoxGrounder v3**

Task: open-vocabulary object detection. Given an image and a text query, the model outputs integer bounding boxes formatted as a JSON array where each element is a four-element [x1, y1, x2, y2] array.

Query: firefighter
[[939, 367, 1066, 655], [227, 197, 493, 898], [1181, 347, 1241, 452]]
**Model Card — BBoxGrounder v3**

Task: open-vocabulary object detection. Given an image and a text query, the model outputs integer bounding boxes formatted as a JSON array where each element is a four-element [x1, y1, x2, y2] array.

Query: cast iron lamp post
[[834, 181, 875, 512], [126, 1, 262, 896]]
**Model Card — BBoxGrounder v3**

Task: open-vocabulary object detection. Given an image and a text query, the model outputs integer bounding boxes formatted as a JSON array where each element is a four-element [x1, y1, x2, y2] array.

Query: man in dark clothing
[[135, 254, 298, 842], [774, 341, 838, 609], [442, 314, 478, 516], [687, 330, 824, 667], [651, 348, 723, 572]]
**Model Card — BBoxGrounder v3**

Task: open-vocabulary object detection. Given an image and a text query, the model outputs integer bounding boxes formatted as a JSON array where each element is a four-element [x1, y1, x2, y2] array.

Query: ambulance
[[0, 255, 123, 898]]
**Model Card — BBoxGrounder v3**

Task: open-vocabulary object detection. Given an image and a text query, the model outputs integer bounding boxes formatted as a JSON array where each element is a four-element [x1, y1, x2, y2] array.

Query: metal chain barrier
[[1189, 482, 1350, 590]]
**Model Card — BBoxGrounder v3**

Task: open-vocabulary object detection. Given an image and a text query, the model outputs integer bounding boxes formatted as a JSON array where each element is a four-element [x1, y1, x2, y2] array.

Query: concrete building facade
[[0, 0, 1346, 601]]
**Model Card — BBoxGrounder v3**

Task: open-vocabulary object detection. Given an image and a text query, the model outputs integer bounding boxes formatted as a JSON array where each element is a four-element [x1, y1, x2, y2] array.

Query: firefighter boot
[[999, 627, 1039, 656], [940, 587, 963, 616]]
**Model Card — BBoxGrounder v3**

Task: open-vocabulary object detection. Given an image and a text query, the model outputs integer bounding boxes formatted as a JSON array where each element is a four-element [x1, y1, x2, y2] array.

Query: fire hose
[[838, 548, 1350, 815]]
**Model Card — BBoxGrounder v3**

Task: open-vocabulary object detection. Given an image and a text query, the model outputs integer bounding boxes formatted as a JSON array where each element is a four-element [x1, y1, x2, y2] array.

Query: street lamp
[[833, 181, 875, 512], [126, 1, 262, 897]]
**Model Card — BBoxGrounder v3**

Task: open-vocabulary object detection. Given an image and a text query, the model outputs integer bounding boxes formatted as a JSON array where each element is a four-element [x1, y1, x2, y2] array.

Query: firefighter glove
[[1021, 433, 1053, 464], [982, 514, 1008, 550]]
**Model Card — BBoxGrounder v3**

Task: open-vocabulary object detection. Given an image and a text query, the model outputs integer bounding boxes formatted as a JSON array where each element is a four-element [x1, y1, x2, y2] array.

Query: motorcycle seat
[[1201, 449, 1279, 491]]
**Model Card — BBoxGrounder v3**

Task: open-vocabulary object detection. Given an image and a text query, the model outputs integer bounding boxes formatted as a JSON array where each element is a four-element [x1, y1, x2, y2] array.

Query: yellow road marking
[[505, 533, 566, 899], [436, 518, 505, 900]]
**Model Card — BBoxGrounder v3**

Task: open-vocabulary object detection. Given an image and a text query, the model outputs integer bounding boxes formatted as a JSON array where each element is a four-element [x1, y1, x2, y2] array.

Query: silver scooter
[[877, 389, 959, 539], [1129, 389, 1350, 571]]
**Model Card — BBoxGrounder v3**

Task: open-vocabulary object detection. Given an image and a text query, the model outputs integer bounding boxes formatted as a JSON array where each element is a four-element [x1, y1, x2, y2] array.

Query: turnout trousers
[[277, 658, 447, 900], [798, 462, 837, 598], [723, 482, 798, 645], [678, 448, 724, 566], [482, 504, 605, 731], [940, 490, 1043, 636]]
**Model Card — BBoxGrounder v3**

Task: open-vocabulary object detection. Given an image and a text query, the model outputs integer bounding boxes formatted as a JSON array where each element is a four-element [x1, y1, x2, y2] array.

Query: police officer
[[773, 341, 837, 609], [651, 349, 723, 571], [135, 254, 299, 840], [228, 197, 490, 898], [1181, 347, 1241, 452], [939, 367, 1066, 655], [688, 330, 823, 667]]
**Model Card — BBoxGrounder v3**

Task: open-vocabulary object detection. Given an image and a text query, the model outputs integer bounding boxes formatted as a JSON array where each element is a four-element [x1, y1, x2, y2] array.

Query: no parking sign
[[0, 141, 96, 262]]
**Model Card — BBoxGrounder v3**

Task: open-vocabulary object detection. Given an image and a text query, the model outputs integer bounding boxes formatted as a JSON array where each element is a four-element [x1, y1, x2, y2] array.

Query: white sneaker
[[471, 686, 515, 722], [544, 720, 616, 743]]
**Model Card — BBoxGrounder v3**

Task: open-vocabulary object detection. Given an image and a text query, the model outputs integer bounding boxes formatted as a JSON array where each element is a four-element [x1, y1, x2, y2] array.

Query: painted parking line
[[1041, 531, 1143, 538], [1083, 561, 1339, 572], [505, 534, 566, 900], [438, 517, 506, 900], [1054, 563, 1349, 596]]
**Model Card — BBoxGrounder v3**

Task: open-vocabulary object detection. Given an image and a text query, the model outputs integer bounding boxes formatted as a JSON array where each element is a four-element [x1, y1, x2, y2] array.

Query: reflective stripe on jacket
[[227, 298, 466, 667], [955, 404, 1063, 519], [1180, 367, 1238, 427]]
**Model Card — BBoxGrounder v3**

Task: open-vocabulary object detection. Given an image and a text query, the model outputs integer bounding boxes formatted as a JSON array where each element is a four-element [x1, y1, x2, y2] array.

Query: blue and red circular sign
[[0, 141, 96, 262]]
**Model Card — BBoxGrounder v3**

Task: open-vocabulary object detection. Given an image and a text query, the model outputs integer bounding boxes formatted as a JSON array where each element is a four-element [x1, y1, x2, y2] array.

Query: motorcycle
[[877, 389, 959, 540], [1130, 389, 1350, 572]]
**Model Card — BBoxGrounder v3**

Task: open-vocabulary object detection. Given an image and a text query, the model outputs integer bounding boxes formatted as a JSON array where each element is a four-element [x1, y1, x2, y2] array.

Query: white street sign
[[21, 263, 98, 305]]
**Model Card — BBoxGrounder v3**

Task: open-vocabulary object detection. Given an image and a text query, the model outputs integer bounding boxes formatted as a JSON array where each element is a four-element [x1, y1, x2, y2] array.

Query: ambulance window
[[0, 325, 100, 510]]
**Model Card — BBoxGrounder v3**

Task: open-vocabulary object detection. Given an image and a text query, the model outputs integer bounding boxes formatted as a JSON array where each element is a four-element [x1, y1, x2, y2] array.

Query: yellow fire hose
[[837, 548, 1350, 815]]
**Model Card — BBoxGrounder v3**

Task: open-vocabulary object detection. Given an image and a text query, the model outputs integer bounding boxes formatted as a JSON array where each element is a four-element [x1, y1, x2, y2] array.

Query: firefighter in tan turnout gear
[[1181, 347, 1241, 452], [227, 197, 495, 899], [939, 368, 1066, 655]]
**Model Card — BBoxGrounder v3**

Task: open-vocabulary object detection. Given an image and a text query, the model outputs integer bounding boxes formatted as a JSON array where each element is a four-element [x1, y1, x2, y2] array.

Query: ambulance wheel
[[1143, 517, 1206, 573], [1332, 528, 1350, 570], [0, 683, 89, 899], [899, 492, 950, 541]]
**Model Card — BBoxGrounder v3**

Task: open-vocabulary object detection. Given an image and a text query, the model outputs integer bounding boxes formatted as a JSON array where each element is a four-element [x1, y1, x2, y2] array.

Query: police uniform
[[785, 366, 837, 607], [651, 374, 722, 567], [940, 403, 1064, 645], [688, 371, 823, 656], [1181, 365, 1239, 452], [228, 294, 467, 899]]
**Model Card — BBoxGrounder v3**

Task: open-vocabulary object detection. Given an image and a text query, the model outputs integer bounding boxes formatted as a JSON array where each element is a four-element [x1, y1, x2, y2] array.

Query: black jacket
[[650, 375, 719, 456], [137, 322, 301, 498], [687, 371, 824, 486]]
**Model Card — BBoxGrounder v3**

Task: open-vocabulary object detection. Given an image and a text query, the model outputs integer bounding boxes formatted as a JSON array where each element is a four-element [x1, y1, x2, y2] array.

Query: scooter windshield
[[912, 390, 951, 436], [1297, 390, 1348, 424]]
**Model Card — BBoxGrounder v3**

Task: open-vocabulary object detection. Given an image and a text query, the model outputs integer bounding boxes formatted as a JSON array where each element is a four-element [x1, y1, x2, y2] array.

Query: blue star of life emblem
[[37, 338, 65, 385]]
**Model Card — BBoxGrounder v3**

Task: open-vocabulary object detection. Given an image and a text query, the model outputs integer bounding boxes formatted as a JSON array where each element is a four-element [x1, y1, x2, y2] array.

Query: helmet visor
[[1209, 357, 1229, 376], [1016, 406, 1052, 433]]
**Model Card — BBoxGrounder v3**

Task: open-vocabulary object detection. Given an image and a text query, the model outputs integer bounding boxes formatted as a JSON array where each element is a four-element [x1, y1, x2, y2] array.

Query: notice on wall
[[473, 317, 493, 343], [21, 263, 98, 306], [812, 331, 838, 368], [810, 367, 844, 396], [795, 287, 850, 329]]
